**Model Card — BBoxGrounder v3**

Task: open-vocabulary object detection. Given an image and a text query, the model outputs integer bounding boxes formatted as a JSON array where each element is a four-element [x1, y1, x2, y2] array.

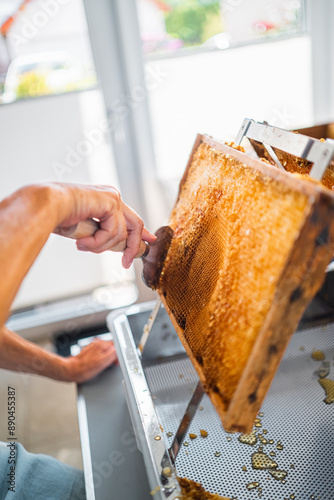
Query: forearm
[[0, 326, 71, 381], [0, 184, 67, 325], [0, 182, 145, 383], [0, 182, 154, 325], [0, 326, 117, 383]]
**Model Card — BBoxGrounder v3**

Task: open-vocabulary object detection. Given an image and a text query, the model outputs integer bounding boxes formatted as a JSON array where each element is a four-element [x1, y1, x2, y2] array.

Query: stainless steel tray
[[108, 301, 334, 500]]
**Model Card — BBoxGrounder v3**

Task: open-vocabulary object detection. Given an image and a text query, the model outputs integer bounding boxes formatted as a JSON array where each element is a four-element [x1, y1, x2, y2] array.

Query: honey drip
[[315, 361, 330, 379], [259, 435, 268, 445], [319, 378, 334, 404], [251, 451, 278, 470], [311, 350, 325, 361], [269, 469, 288, 481], [238, 430, 257, 446], [246, 482, 260, 490]]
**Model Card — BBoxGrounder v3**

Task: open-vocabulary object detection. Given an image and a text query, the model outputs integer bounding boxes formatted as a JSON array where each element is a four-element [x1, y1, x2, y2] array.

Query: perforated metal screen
[[138, 312, 334, 500]]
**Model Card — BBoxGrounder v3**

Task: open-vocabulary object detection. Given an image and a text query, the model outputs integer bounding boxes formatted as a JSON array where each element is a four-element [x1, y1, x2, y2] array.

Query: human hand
[[52, 183, 156, 268], [65, 339, 118, 383]]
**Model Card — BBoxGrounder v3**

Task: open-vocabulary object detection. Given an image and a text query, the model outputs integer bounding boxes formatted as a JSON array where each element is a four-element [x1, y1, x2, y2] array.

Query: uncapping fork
[[54, 219, 173, 290]]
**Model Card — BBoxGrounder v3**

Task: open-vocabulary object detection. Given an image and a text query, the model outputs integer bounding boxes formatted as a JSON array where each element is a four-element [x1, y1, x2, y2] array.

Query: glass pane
[[136, 0, 312, 199], [0, 0, 97, 104], [137, 0, 305, 56], [222, 0, 304, 43]]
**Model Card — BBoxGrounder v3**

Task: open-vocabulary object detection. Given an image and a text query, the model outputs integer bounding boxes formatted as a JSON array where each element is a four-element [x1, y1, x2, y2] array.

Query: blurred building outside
[[138, 0, 303, 56], [0, 0, 96, 102], [0, 0, 303, 102]]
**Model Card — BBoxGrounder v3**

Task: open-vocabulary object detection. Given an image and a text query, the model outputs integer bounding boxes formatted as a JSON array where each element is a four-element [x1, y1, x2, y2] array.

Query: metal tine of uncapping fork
[[168, 380, 205, 464], [138, 297, 162, 356], [262, 143, 285, 171], [235, 119, 285, 171]]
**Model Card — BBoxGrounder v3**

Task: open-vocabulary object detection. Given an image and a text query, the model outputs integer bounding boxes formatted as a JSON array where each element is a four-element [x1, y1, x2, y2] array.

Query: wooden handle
[[55, 219, 100, 239], [54, 219, 148, 258], [114, 239, 148, 258]]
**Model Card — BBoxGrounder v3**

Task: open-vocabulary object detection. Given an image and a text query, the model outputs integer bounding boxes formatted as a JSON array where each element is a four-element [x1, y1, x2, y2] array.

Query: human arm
[[0, 183, 155, 381], [0, 326, 117, 383]]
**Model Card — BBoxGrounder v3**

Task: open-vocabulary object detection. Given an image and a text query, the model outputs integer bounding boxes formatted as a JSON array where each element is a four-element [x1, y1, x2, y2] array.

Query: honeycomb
[[275, 151, 334, 191], [250, 140, 334, 190], [159, 141, 313, 426], [178, 477, 229, 500]]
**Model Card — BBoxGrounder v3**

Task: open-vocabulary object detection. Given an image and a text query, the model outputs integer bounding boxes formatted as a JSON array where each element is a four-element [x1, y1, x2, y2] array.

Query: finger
[[96, 343, 117, 364], [89, 339, 115, 353], [142, 227, 157, 243], [93, 343, 117, 370], [80, 339, 114, 354], [70, 340, 118, 383], [76, 215, 127, 252], [79, 231, 127, 254], [121, 225, 157, 268], [122, 219, 144, 269], [85, 340, 117, 366], [76, 219, 125, 250], [120, 204, 146, 268]]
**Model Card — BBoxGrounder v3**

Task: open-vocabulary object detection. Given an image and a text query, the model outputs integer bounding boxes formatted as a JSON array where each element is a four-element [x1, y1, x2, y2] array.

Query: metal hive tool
[[235, 118, 334, 182]]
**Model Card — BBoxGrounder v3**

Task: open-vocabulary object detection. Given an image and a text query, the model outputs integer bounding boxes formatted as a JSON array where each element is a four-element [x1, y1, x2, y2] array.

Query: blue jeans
[[0, 442, 86, 500]]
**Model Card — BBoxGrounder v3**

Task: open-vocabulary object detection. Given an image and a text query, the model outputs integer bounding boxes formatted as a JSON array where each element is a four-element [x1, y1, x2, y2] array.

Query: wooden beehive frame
[[159, 134, 334, 433]]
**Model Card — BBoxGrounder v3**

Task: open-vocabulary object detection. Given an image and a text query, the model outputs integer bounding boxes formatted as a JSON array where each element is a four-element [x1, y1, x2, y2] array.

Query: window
[[2, 0, 329, 315], [0, 0, 136, 311], [134, 0, 310, 192], [137, 0, 305, 56], [0, 0, 97, 104], [221, 0, 304, 44]]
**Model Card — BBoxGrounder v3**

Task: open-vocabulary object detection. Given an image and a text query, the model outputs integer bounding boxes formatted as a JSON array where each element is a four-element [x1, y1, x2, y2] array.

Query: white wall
[[146, 36, 313, 182], [0, 89, 135, 309]]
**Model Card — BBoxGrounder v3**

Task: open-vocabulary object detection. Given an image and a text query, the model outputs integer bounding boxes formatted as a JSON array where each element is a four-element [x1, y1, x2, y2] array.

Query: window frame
[[83, 0, 334, 301]]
